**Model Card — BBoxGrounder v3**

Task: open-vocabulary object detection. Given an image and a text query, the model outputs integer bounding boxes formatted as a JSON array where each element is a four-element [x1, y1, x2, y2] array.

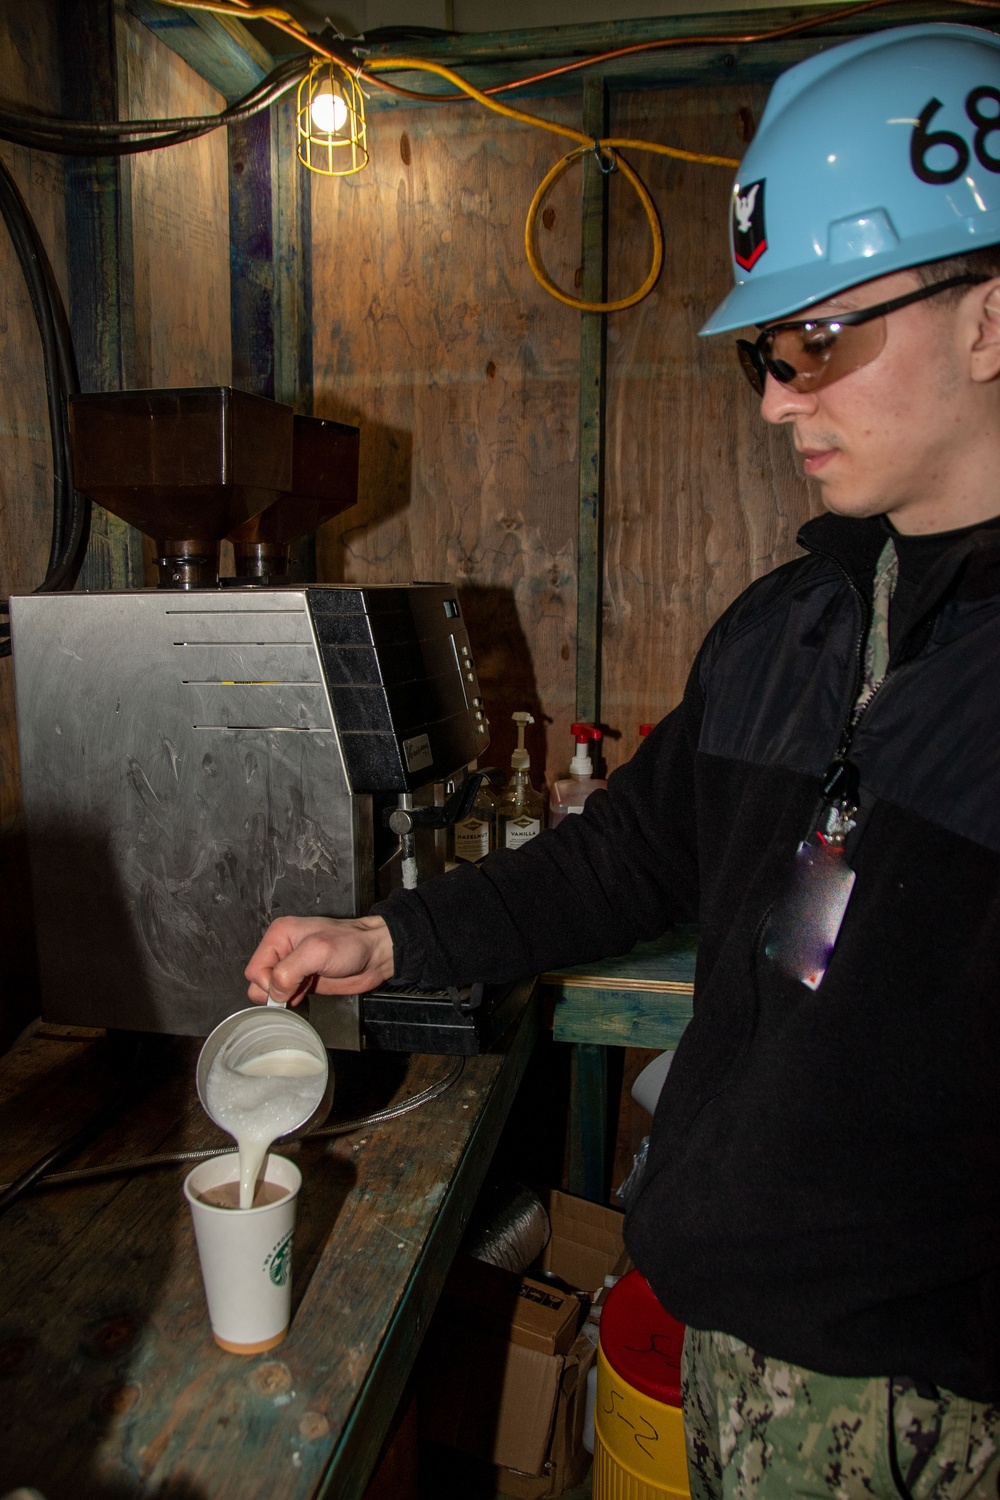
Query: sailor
[[247, 25, 1000, 1497]]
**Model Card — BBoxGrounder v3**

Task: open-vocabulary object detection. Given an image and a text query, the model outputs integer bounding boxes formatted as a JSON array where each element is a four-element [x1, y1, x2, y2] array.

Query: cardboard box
[[419, 1190, 624, 1495], [534, 1189, 626, 1295], [493, 1329, 596, 1499], [437, 1255, 582, 1357]]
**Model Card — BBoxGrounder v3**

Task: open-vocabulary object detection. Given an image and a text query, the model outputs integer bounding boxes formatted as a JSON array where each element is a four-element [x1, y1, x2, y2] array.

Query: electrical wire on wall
[[0, 54, 307, 156], [155, 0, 1000, 312]]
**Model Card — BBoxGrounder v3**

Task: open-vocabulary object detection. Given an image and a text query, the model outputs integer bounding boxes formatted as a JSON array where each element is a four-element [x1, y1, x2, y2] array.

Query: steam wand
[[387, 771, 495, 890]]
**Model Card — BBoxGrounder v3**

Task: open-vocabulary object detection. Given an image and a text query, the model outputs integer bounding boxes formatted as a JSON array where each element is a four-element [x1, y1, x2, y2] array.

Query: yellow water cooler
[[593, 1270, 690, 1500]]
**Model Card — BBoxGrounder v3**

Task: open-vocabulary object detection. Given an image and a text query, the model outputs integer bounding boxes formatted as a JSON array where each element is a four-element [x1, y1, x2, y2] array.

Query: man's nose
[[760, 374, 819, 424]]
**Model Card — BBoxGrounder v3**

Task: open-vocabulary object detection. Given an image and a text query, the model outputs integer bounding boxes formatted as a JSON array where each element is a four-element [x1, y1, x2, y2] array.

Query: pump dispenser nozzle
[[569, 721, 602, 777], [549, 720, 607, 827], [497, 712, 545, 849], [511, 711, 534, 770]]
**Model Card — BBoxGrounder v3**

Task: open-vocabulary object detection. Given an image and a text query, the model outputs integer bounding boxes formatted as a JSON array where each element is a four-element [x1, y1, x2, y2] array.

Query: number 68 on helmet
[[701, 23, 1000, 335]]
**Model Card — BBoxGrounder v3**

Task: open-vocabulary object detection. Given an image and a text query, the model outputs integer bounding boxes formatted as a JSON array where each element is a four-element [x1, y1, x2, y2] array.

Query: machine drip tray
[[361, 979, 526, 1055]]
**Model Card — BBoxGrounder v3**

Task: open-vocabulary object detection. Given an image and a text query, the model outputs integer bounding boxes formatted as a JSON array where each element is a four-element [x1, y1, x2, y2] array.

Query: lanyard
[[764, 539, 899, 989]]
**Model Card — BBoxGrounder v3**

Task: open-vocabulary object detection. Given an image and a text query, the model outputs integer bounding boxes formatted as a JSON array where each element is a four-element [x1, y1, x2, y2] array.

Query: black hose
[[0, 158, 82, 583], [0, 151, 88, 655], [0, 1034, 145, 1218], [0, 57, 308, 157], [0, 1096, 124, 1217]]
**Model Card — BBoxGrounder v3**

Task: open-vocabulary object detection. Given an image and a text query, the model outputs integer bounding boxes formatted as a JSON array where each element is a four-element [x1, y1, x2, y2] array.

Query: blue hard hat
[[701, 23, 1000, 335]]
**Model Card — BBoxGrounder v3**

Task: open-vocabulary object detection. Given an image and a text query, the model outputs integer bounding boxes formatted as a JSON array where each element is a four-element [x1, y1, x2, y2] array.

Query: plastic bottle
[[496, 711, 546, 849], [549, 722, 607, 826], [448, 770, 496, 867]]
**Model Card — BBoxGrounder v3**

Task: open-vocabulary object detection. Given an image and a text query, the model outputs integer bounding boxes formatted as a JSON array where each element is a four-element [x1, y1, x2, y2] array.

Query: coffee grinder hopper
[[69, 386, 359, 586]]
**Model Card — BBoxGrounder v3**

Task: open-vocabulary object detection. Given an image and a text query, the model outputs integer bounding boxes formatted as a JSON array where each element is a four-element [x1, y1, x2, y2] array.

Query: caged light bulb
[[310, 85, 349, 136]]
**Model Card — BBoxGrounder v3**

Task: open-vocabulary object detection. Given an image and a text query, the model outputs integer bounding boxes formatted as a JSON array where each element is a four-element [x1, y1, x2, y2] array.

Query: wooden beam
[[229, 109, 276, 398], [354, 2, 1000, 104], [568, 1043, 608, 1202], [125, 0, 274, 102], [272, 95, 313, 413], [229, 93, 317, 575], [58, 0, 144, 591], [272, 91, 316, 578], [575, 76, 608, 727]]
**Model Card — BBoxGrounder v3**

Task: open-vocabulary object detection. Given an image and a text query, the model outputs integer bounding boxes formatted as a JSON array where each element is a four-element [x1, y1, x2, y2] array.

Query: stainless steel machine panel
[[10, 585, 486, 1037]]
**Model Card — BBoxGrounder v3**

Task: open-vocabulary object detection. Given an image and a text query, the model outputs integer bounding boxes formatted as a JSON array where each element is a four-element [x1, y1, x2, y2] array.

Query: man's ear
[[970, 279, 1000, 382]]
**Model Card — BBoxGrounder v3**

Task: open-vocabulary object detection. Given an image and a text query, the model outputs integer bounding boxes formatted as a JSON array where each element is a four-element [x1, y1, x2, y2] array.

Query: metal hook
[[592, 139, 617, 175]]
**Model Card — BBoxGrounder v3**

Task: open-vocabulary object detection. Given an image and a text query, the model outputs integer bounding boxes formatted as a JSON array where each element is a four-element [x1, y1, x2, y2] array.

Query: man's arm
[[245, 914, 394, 1005], [377, 683, 702, 988], [245, 662, 705, 1005]]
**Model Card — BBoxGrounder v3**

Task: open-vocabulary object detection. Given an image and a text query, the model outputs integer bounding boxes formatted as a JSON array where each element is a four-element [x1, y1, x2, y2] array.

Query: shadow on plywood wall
[[315, 419, 415, 585], [457, 584, 547, 790]]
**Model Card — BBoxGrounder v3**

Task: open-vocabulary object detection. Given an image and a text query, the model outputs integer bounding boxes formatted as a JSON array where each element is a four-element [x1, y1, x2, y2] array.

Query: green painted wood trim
[[544, 928, 699, 987], [552, 986, 693, 1049], [272, 93, 316, 580], [125, 0, 273, 101], [355, 5, 999, 104], [576, 76, 608, 726], [360, 2, 998, 66], [60, 0, 144, 591], [272, 94, 313, 413], [317, 982, 540, 1500], [568, 1042, 608, 1202], [229, 109, 276, 398]]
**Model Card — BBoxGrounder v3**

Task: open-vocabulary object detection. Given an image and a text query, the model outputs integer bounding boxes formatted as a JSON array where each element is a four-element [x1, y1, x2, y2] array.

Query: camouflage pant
[[681, 1328, 1000, 1500]]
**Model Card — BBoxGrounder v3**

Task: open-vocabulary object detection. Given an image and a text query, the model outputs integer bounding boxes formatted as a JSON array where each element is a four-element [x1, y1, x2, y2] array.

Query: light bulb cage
[[296, 58, 367, 177]]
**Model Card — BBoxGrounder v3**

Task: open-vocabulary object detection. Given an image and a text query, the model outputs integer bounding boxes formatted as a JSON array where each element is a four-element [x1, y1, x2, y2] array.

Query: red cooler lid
[[601, 1270, 685, 1406]]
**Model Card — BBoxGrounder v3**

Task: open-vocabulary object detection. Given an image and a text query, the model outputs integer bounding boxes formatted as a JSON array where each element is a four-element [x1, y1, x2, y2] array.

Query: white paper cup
[[184, 1151, 301, 1355]]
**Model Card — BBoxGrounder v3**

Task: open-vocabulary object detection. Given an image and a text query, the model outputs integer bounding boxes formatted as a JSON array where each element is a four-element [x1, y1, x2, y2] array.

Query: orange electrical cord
[[159, 0, 1000, 311]]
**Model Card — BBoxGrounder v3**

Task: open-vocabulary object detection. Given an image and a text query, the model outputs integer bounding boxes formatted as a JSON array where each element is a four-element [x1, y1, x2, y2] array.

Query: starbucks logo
[[264, 1231, 293, 1287]]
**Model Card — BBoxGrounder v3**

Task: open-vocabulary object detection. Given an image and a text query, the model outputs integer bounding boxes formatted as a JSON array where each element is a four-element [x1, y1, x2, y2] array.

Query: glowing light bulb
[[310, 86, 349, 136]]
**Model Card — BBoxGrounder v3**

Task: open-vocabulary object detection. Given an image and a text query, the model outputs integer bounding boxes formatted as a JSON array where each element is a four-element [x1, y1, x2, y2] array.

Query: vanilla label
[[503, 815, 540, 847]]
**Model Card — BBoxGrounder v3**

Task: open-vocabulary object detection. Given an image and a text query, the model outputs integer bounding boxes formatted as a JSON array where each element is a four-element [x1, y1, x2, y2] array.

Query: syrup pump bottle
[[549, 722, 607, 826], [496, 711, 546, 849], [448, 763, 496, 867]]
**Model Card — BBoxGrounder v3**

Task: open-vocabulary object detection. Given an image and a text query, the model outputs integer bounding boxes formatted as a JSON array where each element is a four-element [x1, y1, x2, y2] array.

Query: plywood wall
[[0, 0, 69, 1048], [121, 11, 232, 392], [601, 83, 820, 772], [312, 82, 818, 785], [312, 97, 584, 782]]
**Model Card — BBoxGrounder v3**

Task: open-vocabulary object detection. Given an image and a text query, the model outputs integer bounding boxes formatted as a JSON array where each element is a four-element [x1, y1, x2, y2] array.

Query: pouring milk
[[204, 1044, 326, 1208]]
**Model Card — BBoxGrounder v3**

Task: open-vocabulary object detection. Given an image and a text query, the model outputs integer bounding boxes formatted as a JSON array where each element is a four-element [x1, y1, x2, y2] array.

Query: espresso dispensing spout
[[387, 771, 495, 890]]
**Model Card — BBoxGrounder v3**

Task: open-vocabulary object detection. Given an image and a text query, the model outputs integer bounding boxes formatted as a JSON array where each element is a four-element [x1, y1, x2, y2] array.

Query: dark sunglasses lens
[[767, 317, 887, 392], [736, 339, 765, 395]]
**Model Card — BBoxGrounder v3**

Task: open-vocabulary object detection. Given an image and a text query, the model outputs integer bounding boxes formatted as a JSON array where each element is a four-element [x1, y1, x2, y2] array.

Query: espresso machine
[[10, 388, 516, 1054]]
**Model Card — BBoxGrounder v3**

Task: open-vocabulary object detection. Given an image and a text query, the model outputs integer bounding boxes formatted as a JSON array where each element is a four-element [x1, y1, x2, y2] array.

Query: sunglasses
[[736, 274, 989, 396]]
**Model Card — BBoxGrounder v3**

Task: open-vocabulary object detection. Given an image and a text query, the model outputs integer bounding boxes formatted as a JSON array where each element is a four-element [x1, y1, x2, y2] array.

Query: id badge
[[763, 838, 856, 991]]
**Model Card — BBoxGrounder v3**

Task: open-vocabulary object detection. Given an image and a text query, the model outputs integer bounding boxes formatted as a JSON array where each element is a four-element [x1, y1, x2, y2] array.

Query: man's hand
[[244, 915, 395, 1006]]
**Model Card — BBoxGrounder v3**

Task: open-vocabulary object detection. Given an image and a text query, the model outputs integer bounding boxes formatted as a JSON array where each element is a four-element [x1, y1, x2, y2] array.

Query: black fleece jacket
[[376, 511, 1000, 1402]]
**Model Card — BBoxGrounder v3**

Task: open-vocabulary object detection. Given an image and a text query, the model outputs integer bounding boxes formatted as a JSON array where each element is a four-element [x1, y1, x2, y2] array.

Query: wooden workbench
[[0, 984, 538, 1500], [542, 931, 697, 1202]]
